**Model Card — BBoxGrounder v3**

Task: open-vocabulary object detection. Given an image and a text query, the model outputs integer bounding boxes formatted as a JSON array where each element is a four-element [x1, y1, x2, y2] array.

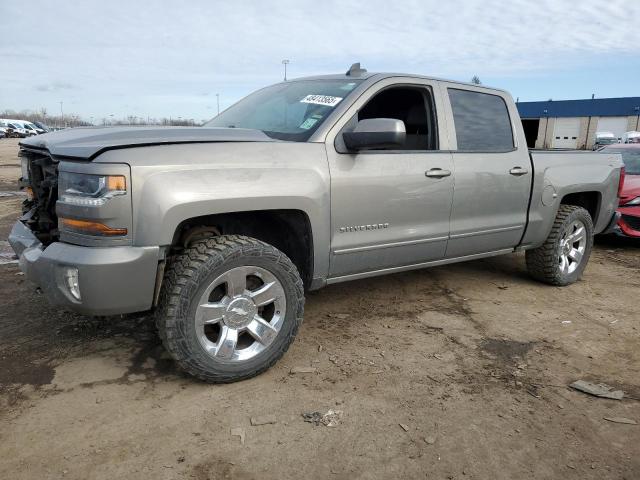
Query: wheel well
[[171, 210, 314, 289], [560, 191, 601, 221]]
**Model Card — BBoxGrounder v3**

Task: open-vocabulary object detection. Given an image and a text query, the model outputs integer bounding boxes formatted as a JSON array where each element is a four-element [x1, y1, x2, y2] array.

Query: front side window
[[448, 88, 514, 152], [205, 79, 362, 141], [356, 86, 438, 151]]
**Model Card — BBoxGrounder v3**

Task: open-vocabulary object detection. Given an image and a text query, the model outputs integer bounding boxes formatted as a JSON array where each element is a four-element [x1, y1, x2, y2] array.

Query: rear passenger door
[[441, 85, 532, 258]]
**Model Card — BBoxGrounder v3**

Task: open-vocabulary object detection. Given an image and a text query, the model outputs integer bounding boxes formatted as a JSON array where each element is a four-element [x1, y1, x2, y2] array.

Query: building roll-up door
[[552, 118, 581, 149], [596, 117, 628, 141]]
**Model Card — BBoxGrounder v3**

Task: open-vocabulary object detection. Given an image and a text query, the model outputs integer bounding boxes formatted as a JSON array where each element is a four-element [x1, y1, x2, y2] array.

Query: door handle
[[425, 168, 452, 178], [509, 166, 528, 176]]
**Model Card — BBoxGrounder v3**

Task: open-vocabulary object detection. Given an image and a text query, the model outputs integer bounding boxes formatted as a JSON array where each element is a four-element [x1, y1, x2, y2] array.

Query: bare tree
[[0, 109, 203, 128], [471, 75, 482, 85]]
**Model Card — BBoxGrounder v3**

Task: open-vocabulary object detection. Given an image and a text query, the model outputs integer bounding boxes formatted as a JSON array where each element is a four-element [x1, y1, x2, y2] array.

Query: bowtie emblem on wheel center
[[224, 297, 257, 328]]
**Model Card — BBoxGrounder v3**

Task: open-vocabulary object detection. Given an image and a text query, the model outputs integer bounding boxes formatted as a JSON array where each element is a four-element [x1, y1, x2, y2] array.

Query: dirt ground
[[0, 137, 638, 479]]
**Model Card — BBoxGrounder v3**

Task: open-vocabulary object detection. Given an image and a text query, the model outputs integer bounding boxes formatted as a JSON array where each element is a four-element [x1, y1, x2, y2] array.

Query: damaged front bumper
[[9, 220, 160, 316]]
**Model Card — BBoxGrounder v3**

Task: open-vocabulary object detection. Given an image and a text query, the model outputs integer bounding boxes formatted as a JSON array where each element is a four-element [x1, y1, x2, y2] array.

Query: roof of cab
[[288, 65, 508, 94]]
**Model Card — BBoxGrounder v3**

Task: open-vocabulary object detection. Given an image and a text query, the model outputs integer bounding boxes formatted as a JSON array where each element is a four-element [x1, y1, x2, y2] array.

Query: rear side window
[[448, 88, 514, 152]]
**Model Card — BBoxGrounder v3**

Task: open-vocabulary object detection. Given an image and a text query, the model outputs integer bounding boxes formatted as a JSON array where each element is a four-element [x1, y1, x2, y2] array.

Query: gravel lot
[[0, 137, 638, 479]]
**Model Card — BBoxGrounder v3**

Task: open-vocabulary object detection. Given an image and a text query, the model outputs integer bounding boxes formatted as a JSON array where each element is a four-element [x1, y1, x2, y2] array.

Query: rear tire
[[155, 235, 304, 383], [525, 205, 594, 286]]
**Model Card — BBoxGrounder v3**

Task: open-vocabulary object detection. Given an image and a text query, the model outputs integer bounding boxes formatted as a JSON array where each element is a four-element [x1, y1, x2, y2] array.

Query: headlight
[[624, 196, 640, 206], [59, 172, 126, 206]]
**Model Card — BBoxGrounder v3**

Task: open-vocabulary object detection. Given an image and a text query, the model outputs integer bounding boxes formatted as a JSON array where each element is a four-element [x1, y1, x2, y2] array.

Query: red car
[[601, 144, 640, 237]]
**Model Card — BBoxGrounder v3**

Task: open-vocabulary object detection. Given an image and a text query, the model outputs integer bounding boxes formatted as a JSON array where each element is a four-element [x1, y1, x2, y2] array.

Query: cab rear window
[[448, 88, 514, 152]]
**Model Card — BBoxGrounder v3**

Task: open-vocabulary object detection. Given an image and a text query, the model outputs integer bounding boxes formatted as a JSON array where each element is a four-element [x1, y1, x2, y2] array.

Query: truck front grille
[[19, 147, 59, 244]]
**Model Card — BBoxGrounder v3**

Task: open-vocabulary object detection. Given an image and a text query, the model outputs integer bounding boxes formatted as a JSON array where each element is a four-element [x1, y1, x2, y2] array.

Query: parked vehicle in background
[[599, 144, 640, 237], [0, 121, 29, 138], [593, 131, 617, 150], [27, 123, 44, 135], [8, 124, 25, 137], [1, 123, 12, 138], [0, 119, 46, 136], [0, 120, 15, 137], [0, 128, 5, 139], [11, 67, 624, 383], [11, 120, 42, 136], [622, 131, 640, 144], [32, 121, 50, 133]]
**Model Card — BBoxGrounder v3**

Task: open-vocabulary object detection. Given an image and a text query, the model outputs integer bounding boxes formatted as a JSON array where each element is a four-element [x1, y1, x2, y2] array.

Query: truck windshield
[[205, 79, 362, 141]]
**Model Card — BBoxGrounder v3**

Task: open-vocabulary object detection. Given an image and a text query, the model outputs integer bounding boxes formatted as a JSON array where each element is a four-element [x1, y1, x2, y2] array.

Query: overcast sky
[[1, 0, 639, 122]]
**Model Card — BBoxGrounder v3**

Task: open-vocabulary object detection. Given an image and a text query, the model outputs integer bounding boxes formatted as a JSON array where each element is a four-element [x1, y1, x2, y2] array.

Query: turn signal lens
[[60, 218, 127, 236], [107, 175, 126, 191]]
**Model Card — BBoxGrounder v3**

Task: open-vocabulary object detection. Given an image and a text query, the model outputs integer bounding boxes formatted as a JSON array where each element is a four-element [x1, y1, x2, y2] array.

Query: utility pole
[[59, 101, 63, 128], [216, 93, 220, 115], [282, 59, 290, 81]]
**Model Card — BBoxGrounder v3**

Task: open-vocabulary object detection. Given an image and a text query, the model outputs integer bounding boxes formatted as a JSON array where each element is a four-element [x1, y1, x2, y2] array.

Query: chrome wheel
[[195, 265, 286, 363], [558, 219, 587, 275]]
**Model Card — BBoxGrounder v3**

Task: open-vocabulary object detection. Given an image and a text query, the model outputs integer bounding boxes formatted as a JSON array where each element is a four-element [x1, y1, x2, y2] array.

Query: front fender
[[138, 168, 327, 245], [97, 142, 332, 282]]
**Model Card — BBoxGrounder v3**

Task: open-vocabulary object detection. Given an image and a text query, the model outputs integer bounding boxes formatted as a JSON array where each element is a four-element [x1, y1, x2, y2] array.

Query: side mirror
[[342, 118, 406, 151]]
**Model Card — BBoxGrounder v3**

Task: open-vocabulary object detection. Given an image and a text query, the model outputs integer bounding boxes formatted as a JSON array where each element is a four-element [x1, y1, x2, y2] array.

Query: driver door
[[324, 79, 455, 279]]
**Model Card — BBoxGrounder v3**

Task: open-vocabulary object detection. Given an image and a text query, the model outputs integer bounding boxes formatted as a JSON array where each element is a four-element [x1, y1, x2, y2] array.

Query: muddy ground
[[0, 137, 638, 479]]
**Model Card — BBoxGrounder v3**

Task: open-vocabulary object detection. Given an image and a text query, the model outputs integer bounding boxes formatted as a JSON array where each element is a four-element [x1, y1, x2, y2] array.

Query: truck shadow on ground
[[0, 249, 604, 395], [595, 233, 640, 249]]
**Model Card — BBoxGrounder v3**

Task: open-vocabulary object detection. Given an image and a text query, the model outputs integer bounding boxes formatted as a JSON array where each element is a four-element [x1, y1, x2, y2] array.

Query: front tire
[[525, 205, 594, 286], [156, 235, 304, 383]]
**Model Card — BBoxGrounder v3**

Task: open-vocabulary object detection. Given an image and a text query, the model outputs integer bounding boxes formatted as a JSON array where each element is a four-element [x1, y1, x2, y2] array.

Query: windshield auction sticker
[[300, 95, 343, 107]]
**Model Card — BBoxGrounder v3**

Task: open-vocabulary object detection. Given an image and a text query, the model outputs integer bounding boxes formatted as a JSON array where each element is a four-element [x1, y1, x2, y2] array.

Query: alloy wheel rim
[[558, 220, 587, 275], [195, 265, 286, 363]]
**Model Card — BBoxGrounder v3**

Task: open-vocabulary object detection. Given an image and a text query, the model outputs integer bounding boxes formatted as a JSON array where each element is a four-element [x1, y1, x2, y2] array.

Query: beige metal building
[[516, 97, 640, 149]]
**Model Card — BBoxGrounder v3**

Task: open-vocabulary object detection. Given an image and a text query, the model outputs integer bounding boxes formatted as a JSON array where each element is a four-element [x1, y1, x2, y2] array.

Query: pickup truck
[[10, 64, 624, 383]]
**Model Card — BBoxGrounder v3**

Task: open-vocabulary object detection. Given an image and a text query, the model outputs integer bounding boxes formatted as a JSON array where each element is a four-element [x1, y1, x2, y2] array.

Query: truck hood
[[19, 126, 274, 159]]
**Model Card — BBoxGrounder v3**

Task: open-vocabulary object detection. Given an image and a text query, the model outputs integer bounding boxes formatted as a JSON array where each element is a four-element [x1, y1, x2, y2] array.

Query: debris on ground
[[0, 191, 26, 198], [250, 415, 277, 426], [0, 241, 18, 265], [327, 313, 350, 319], [230, 427, 245, 445], [290, 366, 317, 374], [302, 409, 343, 427], [399, 423, 410, 432], [603, 417, 637, 425], [424, 435, 436, 445], [569, 380, 624, 400]]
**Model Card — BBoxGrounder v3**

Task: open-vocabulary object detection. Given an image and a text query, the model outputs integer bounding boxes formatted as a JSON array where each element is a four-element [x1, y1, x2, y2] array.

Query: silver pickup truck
[[10, 65, 624, 382]]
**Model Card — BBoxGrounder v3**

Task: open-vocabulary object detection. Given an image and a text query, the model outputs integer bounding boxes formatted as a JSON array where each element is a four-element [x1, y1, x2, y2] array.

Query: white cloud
[[0, 0, 638, 118]]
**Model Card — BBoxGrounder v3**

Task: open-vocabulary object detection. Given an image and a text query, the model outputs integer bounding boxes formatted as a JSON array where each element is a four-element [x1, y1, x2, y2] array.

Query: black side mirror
[[342, 118, 406, 151]]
